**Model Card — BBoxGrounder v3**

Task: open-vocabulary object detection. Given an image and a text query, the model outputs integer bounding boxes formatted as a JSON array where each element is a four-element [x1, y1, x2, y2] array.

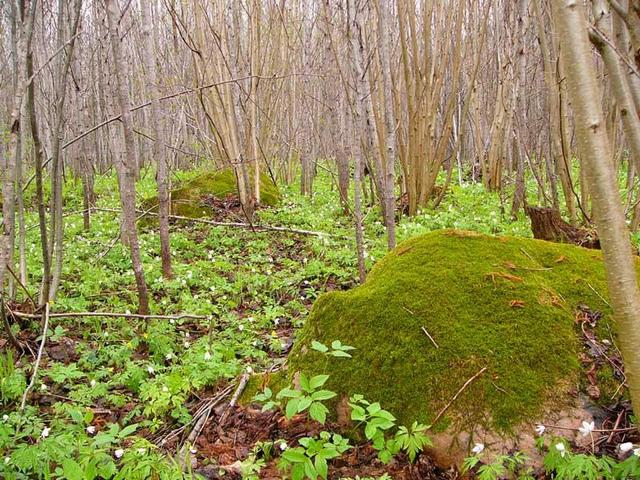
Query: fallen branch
[[421, 326, 439, 349], [431, 366, 487, 426], [20, 303, 50, 410], [10, 310, 208, 321], [92, 207, 338, 238], [218, 373, 251, 427], [1, 296, 22, 352]]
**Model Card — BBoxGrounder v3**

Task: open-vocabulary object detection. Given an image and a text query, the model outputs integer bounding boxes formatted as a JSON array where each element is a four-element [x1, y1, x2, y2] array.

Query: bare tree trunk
[[105, 0, 150, 314], [48, 0, 82, 301], [140, 0, 172, 279], [375, 0, 397, 250], [2, 0, 36, 295], [552, 0, 640, 418], [347, 0, 368, 284]]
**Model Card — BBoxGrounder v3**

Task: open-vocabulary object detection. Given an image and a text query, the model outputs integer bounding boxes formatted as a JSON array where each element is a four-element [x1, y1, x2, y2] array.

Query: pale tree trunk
[[347, 0, 368, 284], [250, 0, 261, 204], [105, 0, 150, 314], [48, 0, 82, 302], [2, 0, 36, 296], [591, 0, 640, 219], [552, 0, 640, 417], [140, 0, 172, 279], [375, 0, 397, 250], [26, 50, 51, 305]]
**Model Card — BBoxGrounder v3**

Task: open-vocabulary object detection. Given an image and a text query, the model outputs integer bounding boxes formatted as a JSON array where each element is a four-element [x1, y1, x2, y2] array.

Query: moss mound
[[143, 168, 280, 219], [288, 230, 638, 433]]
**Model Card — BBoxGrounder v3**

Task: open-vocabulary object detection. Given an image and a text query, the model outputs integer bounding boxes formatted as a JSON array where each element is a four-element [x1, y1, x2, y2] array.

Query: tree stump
[[525, 206, 600, 249]]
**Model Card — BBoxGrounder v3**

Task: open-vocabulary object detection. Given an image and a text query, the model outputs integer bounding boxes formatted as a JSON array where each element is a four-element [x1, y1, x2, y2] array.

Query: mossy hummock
[[288, 230, 637, 433], [142, 168, 280, 219]]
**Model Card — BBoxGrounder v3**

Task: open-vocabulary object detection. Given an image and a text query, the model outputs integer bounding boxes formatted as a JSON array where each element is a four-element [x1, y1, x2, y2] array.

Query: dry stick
[[20, 303, 50, 410], [421, 326, 439, 349], [167, 384, 235, 447], [11, 310, 208, 321], [431, 367, 487, 426], [218, 373, 251, 427], [5, 265, 37, 308], [542, 423, 637, 434], [1, 296, 22, 352], [588, 283, 612, 308], [92, 207, 338, 238]]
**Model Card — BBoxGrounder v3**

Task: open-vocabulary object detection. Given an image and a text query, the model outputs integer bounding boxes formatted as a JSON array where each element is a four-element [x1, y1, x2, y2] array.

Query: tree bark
[[140, 0, 172, 279], [552, 0, 640, 419], [105, 0, 150, 314]]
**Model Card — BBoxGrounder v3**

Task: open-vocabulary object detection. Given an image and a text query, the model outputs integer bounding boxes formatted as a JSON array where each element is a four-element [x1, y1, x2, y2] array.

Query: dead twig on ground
[[421, 326, 439, 349], [20, 303, 50, 410], [10, 310, 209, 322], [92, 207, 340, 238], [431, 366, 487, 426]]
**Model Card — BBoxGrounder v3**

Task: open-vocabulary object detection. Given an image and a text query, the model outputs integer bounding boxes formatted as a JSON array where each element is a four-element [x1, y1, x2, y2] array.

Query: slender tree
[[104, 0, 150, 314], [552, 0, 640, 415]]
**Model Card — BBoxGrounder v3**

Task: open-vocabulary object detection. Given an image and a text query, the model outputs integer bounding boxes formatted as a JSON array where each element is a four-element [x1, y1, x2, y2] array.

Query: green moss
[[142, 168, 280, 219], [240, 371, 288, 405], [288, 230, 638, 433]]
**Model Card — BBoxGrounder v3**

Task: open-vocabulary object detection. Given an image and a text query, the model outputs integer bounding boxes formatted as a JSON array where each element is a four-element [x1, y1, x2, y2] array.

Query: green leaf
[[311, 390, 337, 401], [62, 459, 84, 480], [282, 448, 308, 463], [309, 402, 328, 424], [286, 398, 300, 419], [118, 424, 138, 438], [297, 396, 313, 413], [309, 375, 330, 389], [329, 350, 352, 358], [367, 402, 381, 414], [315, 455, 328, 479], [311, 341, 328, 353], [350, 404, 366, 421], [299, 373, 310, 392], [277, 387, 301, 399]]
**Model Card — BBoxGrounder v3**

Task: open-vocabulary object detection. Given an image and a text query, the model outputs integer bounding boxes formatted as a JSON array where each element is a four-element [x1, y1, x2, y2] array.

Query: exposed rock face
[[285, 230, 636, 466]]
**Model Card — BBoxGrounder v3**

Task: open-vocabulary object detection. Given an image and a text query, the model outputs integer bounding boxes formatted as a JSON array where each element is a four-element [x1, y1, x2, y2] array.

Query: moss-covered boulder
[[287, 230, 636, 459], [143, 168, 280, 219]]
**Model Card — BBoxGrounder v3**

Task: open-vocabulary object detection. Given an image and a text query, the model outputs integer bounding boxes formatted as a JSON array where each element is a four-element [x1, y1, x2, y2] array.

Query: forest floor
[[1, 169, 635, 479]]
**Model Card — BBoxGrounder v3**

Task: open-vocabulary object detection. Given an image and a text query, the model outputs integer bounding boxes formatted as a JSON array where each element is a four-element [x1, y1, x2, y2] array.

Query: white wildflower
[[165, 353, 173, 361], [90, 379, 97, 388], [279, 442, 287, 451], [238, 324, 244, 332], [114, 449, 124, 459], [162, 386, 169, 393], [4, 457, 9, 465], [246, 366, 254, 374], [41, 427, 50, 439], [274, 318, 280, 326], [189, 447, 197, 454], [2, 414, 9, 422], [185, 332, 190, 338], [40, 383, 48, 391], [535, 424, 546, 436], [471, 443, 484, 455], [619, 442, 634, 453], [137, 448, 146, 455], [86, 426, 96, 435], [204, 351, 212, 361], [578, 420, 595, 437], [555, 443, 566, 458], [147, 366, 155, 375], [184, 341, 190, 348]]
